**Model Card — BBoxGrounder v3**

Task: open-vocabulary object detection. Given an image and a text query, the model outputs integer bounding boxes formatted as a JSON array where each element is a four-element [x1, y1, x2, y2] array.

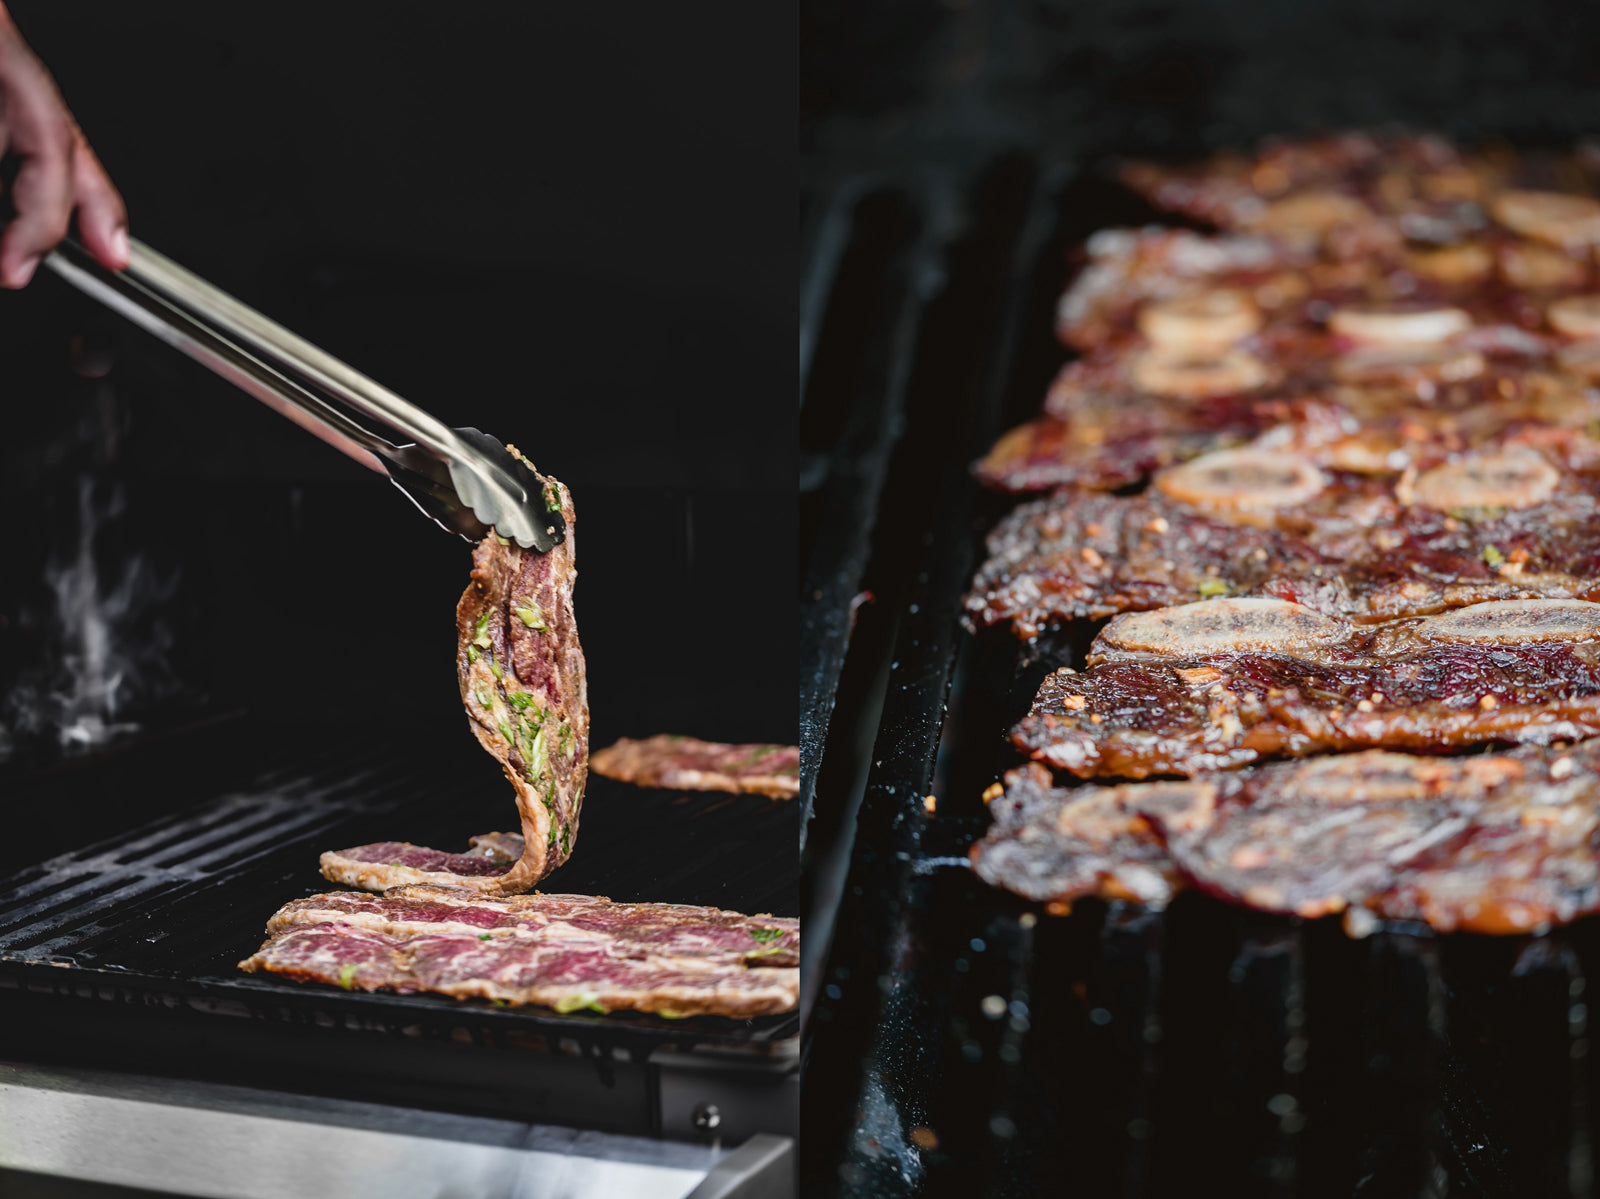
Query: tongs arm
[[42, 236, 564, 552], [45, 239, 392, 473]]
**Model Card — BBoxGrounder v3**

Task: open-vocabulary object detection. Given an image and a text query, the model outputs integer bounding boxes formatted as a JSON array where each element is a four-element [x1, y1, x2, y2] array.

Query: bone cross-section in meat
[[589, 735, 800, 800], [1118, 134, 1493, 247], [963, 472, 1600, 637], [1013, 599, 1600, 778], [240, 887, 798, 1018], [971, 744, 1600, 936], [320, 458, 588, 896]]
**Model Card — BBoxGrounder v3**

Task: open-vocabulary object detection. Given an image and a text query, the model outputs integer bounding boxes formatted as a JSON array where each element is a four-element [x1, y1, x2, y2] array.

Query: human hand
[[0, 3, 127, 287]]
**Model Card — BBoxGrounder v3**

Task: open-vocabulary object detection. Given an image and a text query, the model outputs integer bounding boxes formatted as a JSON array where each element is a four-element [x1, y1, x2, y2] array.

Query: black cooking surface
[[0, 717, 797, 1132], [799, 152, 1600, 1196]]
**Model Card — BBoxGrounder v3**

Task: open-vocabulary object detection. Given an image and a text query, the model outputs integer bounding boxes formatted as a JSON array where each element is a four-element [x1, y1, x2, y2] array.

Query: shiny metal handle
[[44, 242, 391, 474], [42, 236, 563, 552], [121, 240, 469, 463]]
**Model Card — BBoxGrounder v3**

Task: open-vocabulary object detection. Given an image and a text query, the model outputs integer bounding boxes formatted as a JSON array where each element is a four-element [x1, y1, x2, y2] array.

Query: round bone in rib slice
[[1500, 240, 1588, 289], [1405, 243, 1493, 285], [1406, 445, 1560, 512], [1154, 448, 1326, 524], [1328, 304, 1472, 345], [1492, 190, 1600, 247], [1096, 597, 1347, 658], [1557, 340, 1600, 383], [1129, 347, 1270, 398], [1137, 289, 1262, 351], [1332, 343, 1485, 388], [1417, 599, 1600, 644], [1248, 190, 1373, 237], [1278, 751, 1475, 805], [1548, 294, 1600, 340]]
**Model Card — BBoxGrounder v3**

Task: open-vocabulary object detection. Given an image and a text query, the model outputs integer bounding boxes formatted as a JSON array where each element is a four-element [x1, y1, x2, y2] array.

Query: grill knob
[[692, 1103, 722, 1132]]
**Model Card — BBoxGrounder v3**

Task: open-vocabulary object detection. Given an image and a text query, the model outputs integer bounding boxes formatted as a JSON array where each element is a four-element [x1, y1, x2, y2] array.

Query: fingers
[[71, 137, 128, 271], [0, 18, 127, 286], [0, 137, 71, 288]]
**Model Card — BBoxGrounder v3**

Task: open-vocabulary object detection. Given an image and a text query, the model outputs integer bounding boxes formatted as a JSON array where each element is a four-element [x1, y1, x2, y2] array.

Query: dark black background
[[0, 2, 795, 760], [804, 0, 1600, 163]]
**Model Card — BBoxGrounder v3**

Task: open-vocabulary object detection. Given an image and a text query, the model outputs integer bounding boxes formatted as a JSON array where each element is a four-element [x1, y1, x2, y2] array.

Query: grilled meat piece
[[590, 734, 800, 800], [966, 443, 1600, 636], [321, 463, 589, 895], [973, 371, 1290, 495], [1149, 746, 1600, 934], [1013, 597, 1600, 778], [967, 763, 1185, 908], [240, 887, 798, 1017], [1118, 133, 1495, 252], [980, 317, 1596, 497], [1055, 227, 1309, 351], [972, 744, 1600, 936]]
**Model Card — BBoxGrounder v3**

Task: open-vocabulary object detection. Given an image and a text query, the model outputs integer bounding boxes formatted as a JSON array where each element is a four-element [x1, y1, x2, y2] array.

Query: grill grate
[[0, 719, 798, 1137], [800, 155, 1600, 1197]]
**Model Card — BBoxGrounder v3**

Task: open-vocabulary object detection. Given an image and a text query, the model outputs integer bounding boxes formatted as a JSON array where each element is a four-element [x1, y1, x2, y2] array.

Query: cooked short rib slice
[[1055, 227, 1307, 351], [971, 745, 1600, 936], [1117, 134, 1488, 250], [977, 344, 1600, 497], [589, 735, 799, 800], [1012, 598, 1600, 778], [967, 763, 1188, 908], [1145, 745, 1600, 935], [964, 461, 1600, 636], [320, 461, 588, 895], [241, 888, 798, 1018]]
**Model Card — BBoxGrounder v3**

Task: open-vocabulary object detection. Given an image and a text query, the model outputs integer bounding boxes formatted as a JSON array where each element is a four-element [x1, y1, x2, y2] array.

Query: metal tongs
[[43, 236, 565, 552]]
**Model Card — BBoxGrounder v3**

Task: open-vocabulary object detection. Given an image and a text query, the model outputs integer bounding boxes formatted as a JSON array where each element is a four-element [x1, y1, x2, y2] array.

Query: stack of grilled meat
[[967, 133, 1600, 937]]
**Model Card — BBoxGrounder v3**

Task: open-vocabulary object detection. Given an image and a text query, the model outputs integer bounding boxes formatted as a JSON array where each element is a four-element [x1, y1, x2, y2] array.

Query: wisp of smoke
[[0, 477, 180, 760]]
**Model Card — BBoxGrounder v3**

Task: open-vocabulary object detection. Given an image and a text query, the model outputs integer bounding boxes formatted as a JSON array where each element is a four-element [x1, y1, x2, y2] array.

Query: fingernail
[[111, 226, 129, 266], [12, 255, 39, 287]]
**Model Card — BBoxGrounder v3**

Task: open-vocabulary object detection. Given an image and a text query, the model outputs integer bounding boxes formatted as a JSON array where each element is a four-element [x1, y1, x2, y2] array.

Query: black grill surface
[[0, 718, 798, 1138], [799, 153, 1600, 1197]]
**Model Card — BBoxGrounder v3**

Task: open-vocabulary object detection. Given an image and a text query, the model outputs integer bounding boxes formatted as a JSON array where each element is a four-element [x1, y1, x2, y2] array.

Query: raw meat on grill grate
[[1011, 597, 1600, 778], [240, 887, 799, 1018], [590, 735, 800, 800], [266, 885, 798, 967], [318, 833, 524, 891], [971, 743, 1600, 936], [321, 460, 589, 896]]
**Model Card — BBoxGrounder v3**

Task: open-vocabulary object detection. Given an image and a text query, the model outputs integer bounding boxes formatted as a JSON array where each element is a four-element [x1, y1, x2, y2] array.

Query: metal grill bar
[[0, 723, 799, 1138]]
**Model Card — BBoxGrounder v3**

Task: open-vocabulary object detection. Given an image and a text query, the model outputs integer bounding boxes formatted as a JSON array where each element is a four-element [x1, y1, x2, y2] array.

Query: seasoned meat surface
[[977, 346, 1600, 497], [1118, 133, 1494, 251], [1013, 598, 1600, 777], [590, 734, 799, 800], [321, 460, 588, 895], [971, 744, 1600, 935], [965, 455, 1600, 636], [967, 763, 1186, 908], [240, 886, 798, 1017], [318, 834, 523, 891]]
